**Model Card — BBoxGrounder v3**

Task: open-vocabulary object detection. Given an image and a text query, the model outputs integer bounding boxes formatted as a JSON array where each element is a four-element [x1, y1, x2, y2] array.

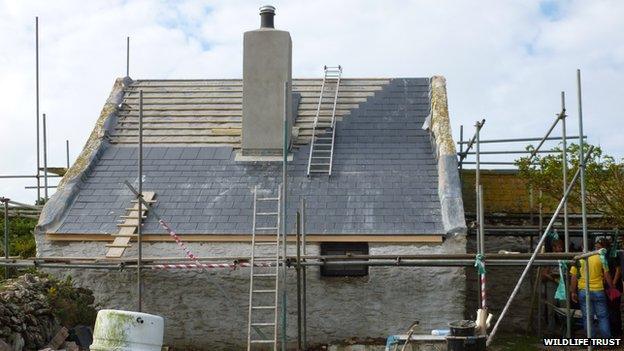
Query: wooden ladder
[[105, 191, 156, 258]]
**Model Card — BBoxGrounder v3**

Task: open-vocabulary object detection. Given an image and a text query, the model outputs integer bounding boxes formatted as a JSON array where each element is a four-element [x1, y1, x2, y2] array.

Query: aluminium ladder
[[306, 65, 342, 176], [247, 186, 282, 351]]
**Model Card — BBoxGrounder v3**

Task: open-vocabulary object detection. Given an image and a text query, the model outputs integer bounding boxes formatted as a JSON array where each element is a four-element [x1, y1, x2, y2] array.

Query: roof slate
[[56, 78, 444, 235]]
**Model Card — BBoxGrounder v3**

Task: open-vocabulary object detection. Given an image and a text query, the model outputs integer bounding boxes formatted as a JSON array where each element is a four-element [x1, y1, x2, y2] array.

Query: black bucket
[[446, 335, 487, 351], [448, 320, 476, 336]]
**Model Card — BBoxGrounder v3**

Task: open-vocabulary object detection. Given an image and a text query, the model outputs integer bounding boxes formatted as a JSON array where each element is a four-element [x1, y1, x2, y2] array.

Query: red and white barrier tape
[[159, 219, 199, 261], [154, 262, 274, 270], [480, 274, 487, 309], [155, 218, 275, 271]]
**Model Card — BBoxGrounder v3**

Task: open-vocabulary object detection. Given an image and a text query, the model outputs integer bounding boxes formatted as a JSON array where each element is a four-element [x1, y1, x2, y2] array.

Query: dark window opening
[[320, 242, 369, 277]]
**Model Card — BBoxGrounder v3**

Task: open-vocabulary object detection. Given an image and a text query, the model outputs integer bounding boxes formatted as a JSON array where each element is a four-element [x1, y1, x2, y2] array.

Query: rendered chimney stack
[[242, 5, 293, 156]]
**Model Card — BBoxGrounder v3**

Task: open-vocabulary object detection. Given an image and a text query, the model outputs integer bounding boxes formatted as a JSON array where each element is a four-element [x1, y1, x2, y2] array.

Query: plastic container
[[90, 309, 164, 351], [448, 320, 476, 337], [431, 329, 451, 336]]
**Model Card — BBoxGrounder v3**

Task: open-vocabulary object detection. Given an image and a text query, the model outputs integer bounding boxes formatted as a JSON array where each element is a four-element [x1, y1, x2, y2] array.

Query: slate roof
[[54, 78, 445, 235]]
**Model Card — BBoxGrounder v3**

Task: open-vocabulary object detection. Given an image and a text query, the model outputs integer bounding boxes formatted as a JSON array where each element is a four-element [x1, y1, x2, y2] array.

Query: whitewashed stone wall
[[36, 236, 466, 350]]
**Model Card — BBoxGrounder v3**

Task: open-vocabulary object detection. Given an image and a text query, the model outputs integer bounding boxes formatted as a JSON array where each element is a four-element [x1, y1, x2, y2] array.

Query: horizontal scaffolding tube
[[573, 249, 603, 260], [460, 150, 556, 155], [0, 252, 588, 263], [457, 135, 585, 144], [0, 258, 571, 270], [0, 174, 61, 179]]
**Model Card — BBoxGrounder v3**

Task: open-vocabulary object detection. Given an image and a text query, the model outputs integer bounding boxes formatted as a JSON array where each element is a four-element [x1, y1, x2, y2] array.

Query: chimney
[[242, 5, 293, 156]]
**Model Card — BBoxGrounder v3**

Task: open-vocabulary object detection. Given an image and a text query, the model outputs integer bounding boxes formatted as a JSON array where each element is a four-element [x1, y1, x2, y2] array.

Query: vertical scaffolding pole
[[561, 91, 569, 251], [561, 91, 572, 338], [42, 113, 48, 200], [126, 36, 130, 77], [66, 140, 70, 169], [2, 198, 9, 279], [301, 198, 307, 350], [475, 121, 481, 255], [281, 81, 288, 351], [577, 69, 591, 346], [35, 16, 41, 202], [459, 125, 464, 174], [478, 185, 486, 311], [137, 90, 143, 312], [474, 120, 483, 310], [487, 150, 589, 346], [296, 210, 302, 350]]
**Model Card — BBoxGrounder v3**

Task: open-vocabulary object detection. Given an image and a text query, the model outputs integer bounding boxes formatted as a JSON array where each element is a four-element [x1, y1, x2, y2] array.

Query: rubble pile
[[0, 274, 95, 351]]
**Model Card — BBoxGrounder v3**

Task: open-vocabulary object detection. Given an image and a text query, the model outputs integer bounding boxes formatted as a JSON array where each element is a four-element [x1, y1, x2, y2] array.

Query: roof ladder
[[105, 191, 156, 258], [307, 65, 342, 176], [247, 185, 281, 351]]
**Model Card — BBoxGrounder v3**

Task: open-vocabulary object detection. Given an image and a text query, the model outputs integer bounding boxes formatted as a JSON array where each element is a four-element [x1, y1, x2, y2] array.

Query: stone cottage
[[35, 6, 466, 349]]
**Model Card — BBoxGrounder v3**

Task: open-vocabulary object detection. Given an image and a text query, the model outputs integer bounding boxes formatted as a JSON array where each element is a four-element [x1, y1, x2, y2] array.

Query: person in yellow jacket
[[571, 239, 615, 338]]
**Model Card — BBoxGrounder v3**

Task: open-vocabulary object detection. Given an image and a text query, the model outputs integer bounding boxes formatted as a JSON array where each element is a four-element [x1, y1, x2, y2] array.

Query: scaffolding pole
[[66, 140, 70, 169], [0, 258, 574, 270], [487, 145, 593, 346], [577, 69, 591, 348], [35, 16, 41, 202], [126, 36, 130, 77], [42, 113, 48, 200], [295, 210, 302, 350], [2, 197, 9, 279], [300, 198, 307, 351], [561, 90, 572, 338], [137, 90, 144, 312], [281, 81, 288, 351]]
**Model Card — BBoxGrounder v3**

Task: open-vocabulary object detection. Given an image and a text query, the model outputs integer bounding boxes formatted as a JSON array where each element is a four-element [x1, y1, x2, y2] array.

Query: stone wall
[[461, 170, 533, 215], [35, 237, 466, 350]]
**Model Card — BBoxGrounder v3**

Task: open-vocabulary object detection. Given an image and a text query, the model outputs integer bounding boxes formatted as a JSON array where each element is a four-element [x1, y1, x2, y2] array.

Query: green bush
[[0, 215, 37, 279]]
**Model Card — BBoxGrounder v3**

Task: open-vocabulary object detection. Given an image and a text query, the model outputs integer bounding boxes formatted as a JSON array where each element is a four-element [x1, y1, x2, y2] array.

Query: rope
[[474, 254, 486, 274]]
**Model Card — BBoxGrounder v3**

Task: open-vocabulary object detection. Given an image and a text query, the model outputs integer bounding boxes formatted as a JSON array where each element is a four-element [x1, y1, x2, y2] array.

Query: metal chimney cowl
[[242, 5, 293, 156]]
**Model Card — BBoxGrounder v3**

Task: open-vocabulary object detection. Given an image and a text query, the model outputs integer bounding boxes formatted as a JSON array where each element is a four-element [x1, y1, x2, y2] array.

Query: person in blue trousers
[[571, 239, 615, 338]]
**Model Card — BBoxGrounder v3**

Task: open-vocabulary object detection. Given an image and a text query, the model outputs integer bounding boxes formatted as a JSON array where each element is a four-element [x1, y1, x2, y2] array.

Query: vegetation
[[0, 215, 37, 279], [516, 143, 624, 228], [47, 275, 98, 327]]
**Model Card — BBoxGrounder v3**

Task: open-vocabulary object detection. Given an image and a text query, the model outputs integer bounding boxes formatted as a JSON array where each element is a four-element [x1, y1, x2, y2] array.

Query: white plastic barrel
[[90, 309, 164, 351]]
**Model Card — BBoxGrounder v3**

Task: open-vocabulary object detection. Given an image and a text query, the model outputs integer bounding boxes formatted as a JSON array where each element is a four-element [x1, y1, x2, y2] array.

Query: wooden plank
[[114, 136, 240, 144], [105, 243, 132, 248], [117, 117, 242, 123], [115, 123, 241, 130], [48, 233, 444, 243], [105, 191, 156, 258], [106, 236, 132, 258], [118, 110, 242, 117]]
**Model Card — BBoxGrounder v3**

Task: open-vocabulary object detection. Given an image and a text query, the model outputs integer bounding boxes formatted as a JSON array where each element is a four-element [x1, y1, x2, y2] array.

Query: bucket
[[90, 309, 164, 351], [448, 320, 476, 337], [446, 335, 486, 351]]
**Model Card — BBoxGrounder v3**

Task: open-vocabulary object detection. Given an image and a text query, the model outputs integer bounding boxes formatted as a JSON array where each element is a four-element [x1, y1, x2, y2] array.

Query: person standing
[[570, 239, 615, 338], [605, 237, 623, 337]]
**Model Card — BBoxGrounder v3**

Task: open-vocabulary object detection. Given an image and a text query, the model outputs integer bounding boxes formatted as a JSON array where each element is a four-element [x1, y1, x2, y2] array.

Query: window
[[320, 242, 369, 277]]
